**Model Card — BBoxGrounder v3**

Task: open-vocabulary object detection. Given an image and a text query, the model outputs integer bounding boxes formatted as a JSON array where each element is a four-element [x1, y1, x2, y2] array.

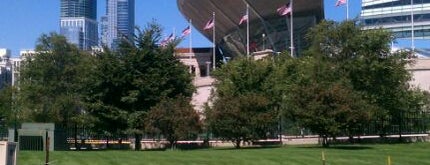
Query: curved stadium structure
[[177, 0, 324, 57]]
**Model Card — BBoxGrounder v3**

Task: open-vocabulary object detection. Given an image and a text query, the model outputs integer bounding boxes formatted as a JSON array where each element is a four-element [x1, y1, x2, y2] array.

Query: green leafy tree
[[19, 33, 93, 128], [87, 22, 194, 150], [145, 96, 201, 149], [296, 20, 429, 141], [207, 93, 274, 148], [207, 57, 278, 148], [18, 33, 94, 149], [0, 86, 15, 130]]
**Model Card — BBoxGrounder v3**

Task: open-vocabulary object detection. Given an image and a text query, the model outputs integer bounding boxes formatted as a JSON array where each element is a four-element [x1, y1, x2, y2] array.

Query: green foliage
[[145, 96, 201, 148], [18, 33, 93, 127], [207, 57, 277, 148], [207, 20, 429, 148], [207, 93, 275, 148], [0, 86, 15, 128], [290, 20, 428, 141], [86, 22, 194, 149]]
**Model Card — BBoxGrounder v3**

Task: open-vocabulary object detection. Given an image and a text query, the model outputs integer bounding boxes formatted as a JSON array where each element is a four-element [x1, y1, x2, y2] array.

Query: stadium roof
[[177, 0, 324, 56]]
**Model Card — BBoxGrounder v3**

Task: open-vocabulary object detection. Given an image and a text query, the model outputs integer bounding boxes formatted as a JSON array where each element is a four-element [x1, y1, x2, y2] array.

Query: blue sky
[[0, 0, 427, 57]]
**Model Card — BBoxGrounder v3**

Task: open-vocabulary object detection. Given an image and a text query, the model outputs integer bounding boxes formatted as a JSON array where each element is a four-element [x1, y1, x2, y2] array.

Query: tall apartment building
[[361, 0, 430, 39], [101, 0, 135, 49], [60, 0, 98, 50], [0, 49, 12, 89]]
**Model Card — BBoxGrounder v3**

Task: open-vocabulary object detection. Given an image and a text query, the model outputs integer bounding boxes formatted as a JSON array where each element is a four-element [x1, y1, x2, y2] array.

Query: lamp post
[[262, 33, 266, 50], [6, 66, 18, 142], [12, 87, 17, 142]]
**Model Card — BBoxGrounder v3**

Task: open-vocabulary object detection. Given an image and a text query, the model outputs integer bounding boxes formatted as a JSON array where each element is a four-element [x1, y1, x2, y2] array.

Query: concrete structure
[[361, 0, 430, 39], [0, 141, 17, 165], [60, 0, 98, 50], [175, 48, 277, 113], [177, 0, 324, 57], [408, 59, 430, 91], [17, 123, 67, 151], [101, 0, 135, 49], [175, 48, 215, 113]]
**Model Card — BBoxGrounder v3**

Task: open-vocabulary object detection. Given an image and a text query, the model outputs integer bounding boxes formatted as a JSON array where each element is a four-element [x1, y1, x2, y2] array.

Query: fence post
[[322, 151, 326, 165], [387, 156, 391, 165], [45, 129, 49, 165]]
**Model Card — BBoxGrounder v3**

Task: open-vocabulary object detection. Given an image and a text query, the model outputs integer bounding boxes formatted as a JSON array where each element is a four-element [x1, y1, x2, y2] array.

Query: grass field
[[19, 143, 430, 165]]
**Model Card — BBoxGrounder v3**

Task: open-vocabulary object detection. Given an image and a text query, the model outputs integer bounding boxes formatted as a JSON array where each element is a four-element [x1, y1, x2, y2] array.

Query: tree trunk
[[348, 135, 354, 144], [106, 136, 109, 149], [322, 136, 329, 147], [74, 123, 79, 151], [235, 139, 241, 149], [134, 134, 141, 151], [170, 140, 175, 150]]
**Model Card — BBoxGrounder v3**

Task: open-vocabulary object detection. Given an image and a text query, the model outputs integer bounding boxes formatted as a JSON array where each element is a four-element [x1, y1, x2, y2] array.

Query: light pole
[[262, 33, 266, 50], [6, 66, 18, 142]]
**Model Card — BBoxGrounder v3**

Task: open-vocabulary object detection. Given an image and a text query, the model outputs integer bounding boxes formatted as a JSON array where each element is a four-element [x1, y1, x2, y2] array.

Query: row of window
[[393, 28, 430, 38], [364, 13, 430, 25], [60, 0, 97, 19], [363, 0, 430, 10]]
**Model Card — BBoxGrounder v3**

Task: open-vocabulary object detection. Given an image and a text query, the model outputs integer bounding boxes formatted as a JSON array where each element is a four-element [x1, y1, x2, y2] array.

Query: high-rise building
[[60, 0, 98, 50], [101, 0, 135, 49], [361, 0, 430, 39], [0, 48, 12, 89]]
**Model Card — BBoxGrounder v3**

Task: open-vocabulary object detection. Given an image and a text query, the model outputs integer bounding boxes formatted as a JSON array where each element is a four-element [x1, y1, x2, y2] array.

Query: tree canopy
[[86, 22, 194, 150], [18, 33, 93, 127]]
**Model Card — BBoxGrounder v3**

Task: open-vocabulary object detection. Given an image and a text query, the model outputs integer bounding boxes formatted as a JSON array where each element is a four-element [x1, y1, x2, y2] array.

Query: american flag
[[160, 33, 174, 46], [277, 3, 292, 16], [204, 18, 214, 30], [181, 26, 191, 37], [239, 14, 248, 25], [336, 0, 347, 6]]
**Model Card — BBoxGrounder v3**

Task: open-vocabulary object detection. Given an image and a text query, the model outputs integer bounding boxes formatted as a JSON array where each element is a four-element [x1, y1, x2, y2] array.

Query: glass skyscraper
[[101, 0, 135, 49], [361, 0, 430, 39], [60, 0, 98, 50]]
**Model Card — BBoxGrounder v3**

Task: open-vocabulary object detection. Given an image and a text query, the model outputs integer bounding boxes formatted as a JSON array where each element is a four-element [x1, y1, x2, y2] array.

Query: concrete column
[[205, 61, 211, 77]]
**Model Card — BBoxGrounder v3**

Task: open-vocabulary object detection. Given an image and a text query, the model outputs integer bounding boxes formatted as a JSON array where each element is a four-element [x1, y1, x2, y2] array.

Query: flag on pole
[[335, 0, 346, 6], [204, 18, 214, 30], [277, 3, 292, 16], [181, 26, 191, 37], [239, 14, 248, 25], [160, 33, 174, 46], [167, 33, 175, 42]]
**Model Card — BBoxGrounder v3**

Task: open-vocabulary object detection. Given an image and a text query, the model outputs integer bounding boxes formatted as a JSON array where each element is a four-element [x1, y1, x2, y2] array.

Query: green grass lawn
[[19, 142, 430, 165]]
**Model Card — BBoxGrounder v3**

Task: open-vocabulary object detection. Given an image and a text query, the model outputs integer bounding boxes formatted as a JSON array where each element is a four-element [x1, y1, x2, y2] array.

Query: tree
[[206, 57, 278, 148], [145, 96, 201, 149], [295, 20, 429, 142], [0, 86, 14, 130], [207, 93, 274, 148], [285, 62, 374, 146], [19, 33, 93, 128], [86, 22, 194, 150]]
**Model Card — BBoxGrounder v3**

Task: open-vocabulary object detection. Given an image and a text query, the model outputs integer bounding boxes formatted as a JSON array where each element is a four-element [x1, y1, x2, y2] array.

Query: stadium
[[177, 0, 324, 57]]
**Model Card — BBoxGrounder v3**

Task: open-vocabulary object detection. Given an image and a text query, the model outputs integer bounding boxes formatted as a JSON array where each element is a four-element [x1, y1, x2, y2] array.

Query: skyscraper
[[60, 0, 98, 50], [101, 0, 135, 49]]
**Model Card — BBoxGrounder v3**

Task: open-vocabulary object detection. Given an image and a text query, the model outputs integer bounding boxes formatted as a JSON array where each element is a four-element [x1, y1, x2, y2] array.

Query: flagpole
[[189, 19, 192, 54], [346, 0, 349, 20], [189, 19, 193, 73], [290, 0, 294, 57], [246, 4, 250, 57], [173, 27, 176, 39], [212, 12, 216, 70], [411, 0, 415, 54]]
